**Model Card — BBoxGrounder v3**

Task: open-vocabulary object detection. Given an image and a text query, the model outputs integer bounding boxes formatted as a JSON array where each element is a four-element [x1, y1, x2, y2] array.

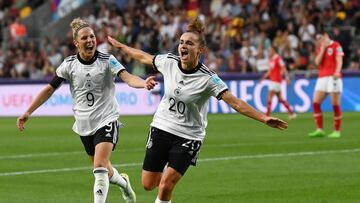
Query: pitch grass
[[0, 112, 359, 203]]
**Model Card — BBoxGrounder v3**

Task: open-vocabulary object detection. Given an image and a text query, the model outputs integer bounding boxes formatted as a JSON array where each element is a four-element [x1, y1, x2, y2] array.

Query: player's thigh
[[330, 92, 341, 106], [168, 137, 202, 176], [94, 142, 114, 167], [313, 91, 327, 104], [267, 90, 275, 100], [143, 127, 171, 173], [93, 120, 120, 167]]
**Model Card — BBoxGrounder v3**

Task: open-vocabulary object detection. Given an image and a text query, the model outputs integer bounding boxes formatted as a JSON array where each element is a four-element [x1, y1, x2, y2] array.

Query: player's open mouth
[[86, 45, 94, 51], [180, 50, 189, 60]]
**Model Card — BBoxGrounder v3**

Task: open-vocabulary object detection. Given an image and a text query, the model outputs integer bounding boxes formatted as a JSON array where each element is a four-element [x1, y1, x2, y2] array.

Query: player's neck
[[181, 61, 198, 71]]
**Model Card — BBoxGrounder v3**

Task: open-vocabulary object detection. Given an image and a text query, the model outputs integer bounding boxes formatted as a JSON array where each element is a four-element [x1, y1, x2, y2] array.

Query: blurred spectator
[[240, 39, 257, 72], [298, 17, 316, 44], [9, 17, 27, 41], [1, 0, 360, 80], [349, 47, 360, 70]]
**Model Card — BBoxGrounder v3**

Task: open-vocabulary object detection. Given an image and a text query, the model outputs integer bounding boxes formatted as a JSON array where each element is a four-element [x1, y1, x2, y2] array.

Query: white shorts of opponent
[[268, 81, 281, 92], [314, 76, 343, 93]]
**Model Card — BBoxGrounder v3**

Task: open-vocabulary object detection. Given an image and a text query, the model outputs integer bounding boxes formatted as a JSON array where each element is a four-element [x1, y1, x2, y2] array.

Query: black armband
[[216, 89, 229, 100], [152, 55, 158, 72], [49, 75, 65, 89], [116, 69, 126, 78]]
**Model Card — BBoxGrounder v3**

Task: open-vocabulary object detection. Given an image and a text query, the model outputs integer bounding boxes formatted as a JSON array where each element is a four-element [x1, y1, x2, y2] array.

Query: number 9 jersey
[[56, 51, 125, 136], [151, 53, 228, 141]]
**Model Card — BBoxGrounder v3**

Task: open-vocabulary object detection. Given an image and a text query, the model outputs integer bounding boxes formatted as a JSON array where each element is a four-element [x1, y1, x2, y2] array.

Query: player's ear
[[198, 46, 205, 55], [73, 40, 78, 48]]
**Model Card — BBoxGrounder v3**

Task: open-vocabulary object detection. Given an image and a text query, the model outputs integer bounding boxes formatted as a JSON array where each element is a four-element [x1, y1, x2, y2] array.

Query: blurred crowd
[[1, 0, 360, 79]]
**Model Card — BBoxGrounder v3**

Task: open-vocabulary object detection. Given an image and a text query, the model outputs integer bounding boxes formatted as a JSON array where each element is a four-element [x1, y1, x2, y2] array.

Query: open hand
[[145, 76, 157, 90], [264, 116, 288, 130], [16, 113, 30, 131], [107, 36, 124, 49]]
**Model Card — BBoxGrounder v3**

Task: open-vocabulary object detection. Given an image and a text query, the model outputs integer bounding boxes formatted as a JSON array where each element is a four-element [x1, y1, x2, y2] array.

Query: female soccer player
[[108, 18, 288, 203], [260, 46, 297, 119], [16, 18, 156, 203], [308, 31, 344, 138]]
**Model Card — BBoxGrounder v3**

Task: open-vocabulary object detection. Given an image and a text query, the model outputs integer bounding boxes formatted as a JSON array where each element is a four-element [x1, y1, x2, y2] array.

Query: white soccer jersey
[[56, 51, 125, 136], [151, 53, 228, 141]]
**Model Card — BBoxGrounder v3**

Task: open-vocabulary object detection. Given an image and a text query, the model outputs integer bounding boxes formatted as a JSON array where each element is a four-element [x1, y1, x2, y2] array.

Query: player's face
[[74, 27, 97, 61], [178, 32, 203, 68], [269, 46, 275, 56]]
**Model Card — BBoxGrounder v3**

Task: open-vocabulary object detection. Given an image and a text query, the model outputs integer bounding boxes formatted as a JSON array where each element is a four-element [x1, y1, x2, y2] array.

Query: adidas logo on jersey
[[105, 133, 112, 137], [96, 189, 103, 196]]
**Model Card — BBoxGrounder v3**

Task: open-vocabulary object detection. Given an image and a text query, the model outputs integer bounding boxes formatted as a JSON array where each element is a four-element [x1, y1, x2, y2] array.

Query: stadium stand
[[0, 0, 359, 79]]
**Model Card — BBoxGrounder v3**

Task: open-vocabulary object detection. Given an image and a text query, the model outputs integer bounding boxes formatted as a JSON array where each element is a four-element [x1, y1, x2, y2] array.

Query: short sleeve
[[279, 57, 285, 66], [108, 55, 125, 76], [153, 54, 168, 73], [208, 74, 228, 100], [56, 59, 70, 80], [335, 44, 344, 56]]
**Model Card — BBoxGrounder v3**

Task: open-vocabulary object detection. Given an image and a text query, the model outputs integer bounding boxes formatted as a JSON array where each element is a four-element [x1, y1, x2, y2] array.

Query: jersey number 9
[[86, 92, 95, 107]]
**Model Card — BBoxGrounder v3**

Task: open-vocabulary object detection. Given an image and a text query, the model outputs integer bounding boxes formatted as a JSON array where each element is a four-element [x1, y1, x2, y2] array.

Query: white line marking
[[0, 139, 356, 160], [6, 120, 356, 161], [1, 148, 359, 177]]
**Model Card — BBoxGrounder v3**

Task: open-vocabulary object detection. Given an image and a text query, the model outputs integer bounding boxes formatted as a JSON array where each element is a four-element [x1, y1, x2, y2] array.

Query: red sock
[[313, 102, 323, 129], [333, 105, 342, 131], [266, 101, 271, 116], [279, 99, 293, 114]]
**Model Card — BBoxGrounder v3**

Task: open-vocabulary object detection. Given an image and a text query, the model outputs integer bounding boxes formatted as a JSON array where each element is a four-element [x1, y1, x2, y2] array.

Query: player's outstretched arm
[[16, 85, 56, 131], [107, 36, 154, 66], [118, 70, 157, 90], [221, 91, 288, 130]]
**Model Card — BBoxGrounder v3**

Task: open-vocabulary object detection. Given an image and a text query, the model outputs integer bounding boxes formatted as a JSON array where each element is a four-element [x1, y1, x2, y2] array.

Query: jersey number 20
[[169, 97, 186, 114]]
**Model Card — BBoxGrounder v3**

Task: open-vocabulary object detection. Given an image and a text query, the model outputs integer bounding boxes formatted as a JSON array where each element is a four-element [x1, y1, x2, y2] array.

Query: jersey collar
[[77, 50, 99, 65], [178, 61, 201, 74]]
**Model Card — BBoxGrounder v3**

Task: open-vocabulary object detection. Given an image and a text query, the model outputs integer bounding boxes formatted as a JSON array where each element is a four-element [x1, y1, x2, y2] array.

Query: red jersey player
[[309, 31, 344, 138], [260, 46, 296, 119]]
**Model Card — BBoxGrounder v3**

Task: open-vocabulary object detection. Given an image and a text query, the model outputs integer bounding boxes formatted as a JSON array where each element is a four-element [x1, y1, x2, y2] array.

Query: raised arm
[[16, 85, 56, 131], [108, 36, 154, 66], [221, 91, 288, 130]]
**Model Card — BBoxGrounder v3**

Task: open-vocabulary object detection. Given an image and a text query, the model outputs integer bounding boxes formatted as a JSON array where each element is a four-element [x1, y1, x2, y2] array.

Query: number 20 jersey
[[56, 51, 125, 136], [151, 54, 228, 141]]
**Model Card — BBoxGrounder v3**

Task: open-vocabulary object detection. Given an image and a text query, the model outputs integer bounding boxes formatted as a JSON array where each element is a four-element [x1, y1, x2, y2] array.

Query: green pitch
[[1, 112, 359, 203]]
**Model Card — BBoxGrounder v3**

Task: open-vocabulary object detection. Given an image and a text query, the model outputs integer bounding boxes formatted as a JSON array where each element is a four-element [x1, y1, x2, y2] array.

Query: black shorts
[[143, 127, 202, 175], [80, 120, 119, 156]]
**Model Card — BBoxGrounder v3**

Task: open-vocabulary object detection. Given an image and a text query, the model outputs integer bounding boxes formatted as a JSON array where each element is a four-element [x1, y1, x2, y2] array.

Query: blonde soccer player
[[17, 18, 157, 203]]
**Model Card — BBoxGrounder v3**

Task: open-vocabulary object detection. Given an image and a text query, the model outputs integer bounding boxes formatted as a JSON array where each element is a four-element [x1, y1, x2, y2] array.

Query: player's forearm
[[122, 45, 153, 65], [26, 85, 55, 115], [335, 56, 343, 74], [232, 99, 266, 123], [124, 74, 146, 88], [315, 48, 326, 66]]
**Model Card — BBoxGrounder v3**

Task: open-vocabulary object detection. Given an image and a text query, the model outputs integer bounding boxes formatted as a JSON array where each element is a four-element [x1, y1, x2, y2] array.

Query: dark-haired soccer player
[[309, 31, 344, 138]]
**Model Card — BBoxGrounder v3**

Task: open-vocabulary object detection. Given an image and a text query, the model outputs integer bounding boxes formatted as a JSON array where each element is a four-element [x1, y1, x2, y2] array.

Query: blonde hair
[[187, 18, 206, 47], [70, 18, 90, 39]]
